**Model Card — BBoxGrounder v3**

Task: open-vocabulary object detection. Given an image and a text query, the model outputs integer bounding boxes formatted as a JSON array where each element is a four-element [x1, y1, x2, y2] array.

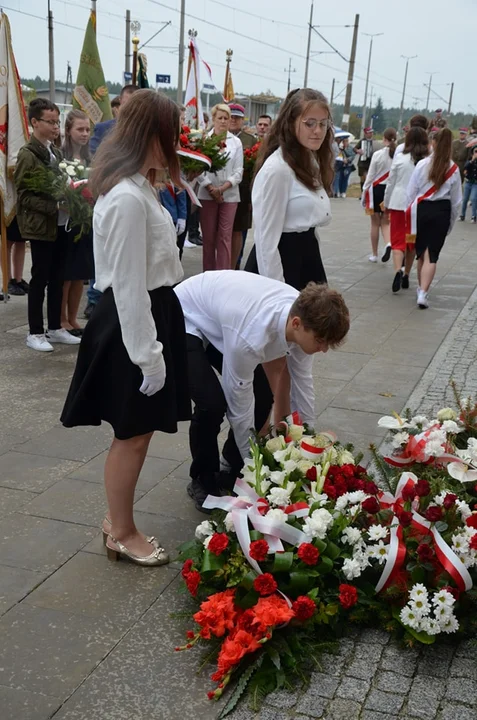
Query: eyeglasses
[[39, 119, 61, 126], [302, 118, 332, 131]]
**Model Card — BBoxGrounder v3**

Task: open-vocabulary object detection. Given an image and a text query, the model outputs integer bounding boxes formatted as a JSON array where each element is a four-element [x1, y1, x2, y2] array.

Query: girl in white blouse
[[362, 127, 397, 263], [383, 127, 429, 293], [245, 88, 333, 290], [61, 90, 190, 566], [197, 104, 243, 271], [406, 128, 462, 309]]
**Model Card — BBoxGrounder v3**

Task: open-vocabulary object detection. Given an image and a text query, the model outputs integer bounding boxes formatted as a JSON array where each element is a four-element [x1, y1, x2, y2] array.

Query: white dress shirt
[[197, 131, 243, 203], [94, 173, 183, 376], [252, 148, 331, 283], [362, 147, 393, 194], [395, 142, 405, 157], [384, 152, 417, 211], [407, 157, 463, 235], [174, 270, 315, 461]]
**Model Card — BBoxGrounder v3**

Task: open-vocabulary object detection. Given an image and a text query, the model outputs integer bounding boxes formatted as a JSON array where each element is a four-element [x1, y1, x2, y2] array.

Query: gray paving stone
[[258, 709, 289, 720], [0, 513, 97, 572], [0, 485, 37, 516], [0, 564, 47, 616], [335, 676, 369, 703], [19, 477, 108, 526], [264, 689, 299, 709], [407, 676, 445, 719], [0, 603, 123, 700], [445, 677, 477, 705], [356, 628, 390, 645], [16, 424, 113, 462], [440, 702, 477, 720], [364, 689, 405, 715], [455, 639, 477, 658], [325, 697, 361, 720], [25, 551, 177, 627], [0, 451, 82, 493], [374, 670, 412, 694], [346, 659, 378, 681], [450, 656, 477, 680], [360, 713, 398, 720], [315, 407, 387, 439], [0, 685, 61, 720], [308, 672, 339, 698], [352, 642, 384, 663], [146, 431, 191, 461], [417, 645, 455, 677], [334, 638, 355, 658], [380, 643, 419, 676], [295, 694, 327, 718], [317, 652, 346, 676], [133, 472, 207, 523]]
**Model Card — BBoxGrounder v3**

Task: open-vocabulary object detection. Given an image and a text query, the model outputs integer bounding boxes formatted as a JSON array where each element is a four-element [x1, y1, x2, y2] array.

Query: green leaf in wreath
[[272, 551, 294, 573], [317, 556, 334, 574], [267, 646, 281, 670], [289, 571, 311, 593], [201, 549, 226, 573], [324, 541, 340, 560]]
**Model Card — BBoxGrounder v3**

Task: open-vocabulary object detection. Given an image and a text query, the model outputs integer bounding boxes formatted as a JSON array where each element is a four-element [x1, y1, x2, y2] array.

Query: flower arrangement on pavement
[[177, 390, 477, 716]]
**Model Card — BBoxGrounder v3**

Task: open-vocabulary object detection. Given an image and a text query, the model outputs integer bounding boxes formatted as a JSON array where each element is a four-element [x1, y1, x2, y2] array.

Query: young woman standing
[[362, 128, 397, 263], [61, 91, 190, 565], [61, 109, 94, 335], [407, 128, 462, 309], [245, 88, 333, 289], [196, 104, 243, 271], [383, 127, 429, 293]]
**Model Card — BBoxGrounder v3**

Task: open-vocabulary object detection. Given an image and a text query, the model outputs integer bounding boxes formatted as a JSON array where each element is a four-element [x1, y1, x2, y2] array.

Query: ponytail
[[383, 127, 397, 159], [429, 128, 453, 190]]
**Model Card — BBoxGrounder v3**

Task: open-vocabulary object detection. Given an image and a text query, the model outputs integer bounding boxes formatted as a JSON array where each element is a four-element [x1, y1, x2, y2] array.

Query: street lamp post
[[398, 54, 417, 135], [361, 32, 383, 136]]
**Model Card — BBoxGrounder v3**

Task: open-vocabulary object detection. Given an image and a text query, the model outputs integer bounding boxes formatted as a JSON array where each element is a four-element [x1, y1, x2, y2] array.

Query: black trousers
[[186, 334, 273, 485], [28, 227, 67, 335]]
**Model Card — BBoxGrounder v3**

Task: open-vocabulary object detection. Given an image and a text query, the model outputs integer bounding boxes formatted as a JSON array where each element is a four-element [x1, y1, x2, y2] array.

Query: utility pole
[[64, 61, 72, 104], [341, 13, 359, 131], [398, 55, 417, 135], [285, 58, 296, 93], [425, 72, 435, 113], [369, 87, 375, 126], [177, 0, 186, 103], [448, 82, 454, 114], [361, 32, 382, 136], [330, 78, 335, 107], [125, 9, 131, 75], [304, 0, 314, 87], [48, 0, 55, 102]]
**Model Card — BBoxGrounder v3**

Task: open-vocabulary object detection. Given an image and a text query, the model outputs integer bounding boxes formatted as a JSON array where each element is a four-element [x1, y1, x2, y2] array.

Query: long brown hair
[[254, 88, 334, 193], [90, 90, 182, 199], [429, 128, 453, 190], [62, 109, 91, 165], [403, 126, 429, 165], [383, 127, 397, 159]]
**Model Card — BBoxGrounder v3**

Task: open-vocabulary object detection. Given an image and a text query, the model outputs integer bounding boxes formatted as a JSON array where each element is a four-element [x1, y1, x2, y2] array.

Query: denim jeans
[[461, 181, 477, 219], [333, 165, 352, 196], [87, 278, 102, 306]]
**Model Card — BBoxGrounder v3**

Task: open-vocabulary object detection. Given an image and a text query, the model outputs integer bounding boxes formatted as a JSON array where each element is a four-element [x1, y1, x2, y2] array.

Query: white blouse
[[197, 131, 243, 203], [94, 173, 183, 376], [384, 152, 417, 211], [252, 148, 331, 283], [362, 147, 393, 193], [407, 157, 463, 235]]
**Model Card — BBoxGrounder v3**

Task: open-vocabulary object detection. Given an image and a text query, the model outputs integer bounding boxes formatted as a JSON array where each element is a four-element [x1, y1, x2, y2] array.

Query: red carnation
[[253, 573, 278, 596], [397, 509, 413, 527], [466, 514, 477, 529], [292, 595, 316, 621], [185, 570, 201, 597], [401, 483, 416, 502], [249, 539, 269, 562], [306, 466, 318, 481], [181, 559, 193, 577], [297, 542, 320, 566], [362, 497, 381, 514], [338, 583, 359, 609], [443, 493, 458, 510], [470, 535, 477, 551], [364, 481, 379, 495], [417, 543, 434, 562], [208, 533, 229, 556], [425, 506, 443, 523], [415, 479, 431, 497]]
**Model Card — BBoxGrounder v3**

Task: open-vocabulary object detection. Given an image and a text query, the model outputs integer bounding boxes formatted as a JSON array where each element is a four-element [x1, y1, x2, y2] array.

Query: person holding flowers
[[196, 104, 243, 271], [60, 109, 94, 336]]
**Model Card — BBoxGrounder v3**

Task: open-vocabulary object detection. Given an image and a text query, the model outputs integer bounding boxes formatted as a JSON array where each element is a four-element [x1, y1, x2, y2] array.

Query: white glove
[[176, 218, 186, 235], [139, 358, 166, 397]]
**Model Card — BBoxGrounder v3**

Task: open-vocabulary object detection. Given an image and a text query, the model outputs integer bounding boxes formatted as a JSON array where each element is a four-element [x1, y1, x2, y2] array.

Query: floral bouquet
[[243, 141, 261, 173], [177, 407, 477, 715], [178, 126, 229, 177]]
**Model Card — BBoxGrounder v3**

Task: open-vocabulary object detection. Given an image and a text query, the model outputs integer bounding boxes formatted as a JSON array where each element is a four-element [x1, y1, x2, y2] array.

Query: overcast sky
[[5, 0, 476, 114]]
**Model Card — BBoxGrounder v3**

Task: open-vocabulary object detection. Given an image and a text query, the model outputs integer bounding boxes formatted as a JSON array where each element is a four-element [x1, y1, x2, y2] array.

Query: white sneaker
[[26, 334, 54, 352], [183, 239, 197, 249], [341, 193, 347, 198], [417, 289, 429, 309], [46, 328, 81, 345], [368, 255, 378, 263]]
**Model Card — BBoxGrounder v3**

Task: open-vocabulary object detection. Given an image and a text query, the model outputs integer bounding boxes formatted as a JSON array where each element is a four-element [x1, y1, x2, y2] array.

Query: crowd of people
[[2, 85, 471, 566]]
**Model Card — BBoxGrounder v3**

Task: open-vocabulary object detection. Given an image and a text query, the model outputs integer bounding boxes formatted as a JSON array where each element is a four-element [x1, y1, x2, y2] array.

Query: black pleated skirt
[[416, 199, 451, 263], [61, 286, 191, 440], [244, 227, 327, 290], [373, 184, 386, 215]]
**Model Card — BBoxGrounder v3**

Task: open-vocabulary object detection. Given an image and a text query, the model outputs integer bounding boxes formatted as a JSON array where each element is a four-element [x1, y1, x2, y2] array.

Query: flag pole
[[224, 49, 232, 101], [1, 197, 8, 302], [130, 21, 141, 86]]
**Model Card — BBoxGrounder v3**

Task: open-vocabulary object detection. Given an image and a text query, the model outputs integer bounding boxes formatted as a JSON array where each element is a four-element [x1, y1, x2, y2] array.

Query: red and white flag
[[184, 36, 214, 129], [0, 12, 29, 223]]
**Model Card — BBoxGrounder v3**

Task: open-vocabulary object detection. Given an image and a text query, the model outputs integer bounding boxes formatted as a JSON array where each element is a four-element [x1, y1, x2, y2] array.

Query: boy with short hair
[[174, 271, 350, 511], [14, 98, 81, 351]]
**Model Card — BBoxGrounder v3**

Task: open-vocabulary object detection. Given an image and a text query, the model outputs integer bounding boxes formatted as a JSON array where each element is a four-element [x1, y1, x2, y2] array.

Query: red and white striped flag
[[184, 36, 215, 129]]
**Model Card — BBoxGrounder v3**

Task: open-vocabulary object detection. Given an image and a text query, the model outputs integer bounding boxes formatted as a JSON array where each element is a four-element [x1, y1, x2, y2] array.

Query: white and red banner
[[184, 36, 214, 129]]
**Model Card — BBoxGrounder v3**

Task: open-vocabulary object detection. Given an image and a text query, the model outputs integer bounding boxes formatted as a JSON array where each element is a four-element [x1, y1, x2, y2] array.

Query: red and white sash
[[405, 163, 458, 242], [365, 171, 389, 215]]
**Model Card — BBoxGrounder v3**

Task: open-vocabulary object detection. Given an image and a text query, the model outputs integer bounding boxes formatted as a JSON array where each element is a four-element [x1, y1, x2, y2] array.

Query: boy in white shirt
[[174, 271, 350, 511]]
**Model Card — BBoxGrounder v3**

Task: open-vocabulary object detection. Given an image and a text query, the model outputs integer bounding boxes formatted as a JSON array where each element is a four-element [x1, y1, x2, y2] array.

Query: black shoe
[[8, 280, 25, 296], [217, 469, 236, 492], [381, 245, 392, 263], [392, 271, 402, 293], [0, 292, 10, 301], [188, 234, 203, 246], [401, 274, 409, 289], [68, 328, 83, 337], [459, 216, 465, 222], [187, 477, 220, 513], [17, 279, 29, 293], [83, 302, 96, 319]]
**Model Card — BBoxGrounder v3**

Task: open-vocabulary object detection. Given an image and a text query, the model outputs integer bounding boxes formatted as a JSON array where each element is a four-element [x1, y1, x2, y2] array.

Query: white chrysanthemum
[[409, 584, 428, 601], [268, 483, 295, 507], [455, 499, 472, 520], [337, 449, 355, 466], [368, 524, 389, 542], [266, 436, 286, 454], [341, 527, 363, 545], [399, 605, 420, 629], [335, 494, 350, 513], [451, 533, 470, 554], [224, 512, 235, 533], [342, 557, 363, 580], [420, 617, 440, 635], [303, 508, 334, 540], [392, 432, 410, 449], [440, 615, 459, 634], [434, 604, 453, 622], [409, 598, 431, 617], [409, 414, 429, 428], [269, 470, 287, 486], [348, 490, 368, 505], [367, 541, 388, 564], [433, 589, 455, 607], [288, 423, 305, 441], [195, 520, 215, 541], [425, 439, 445, 457], [441, 420, 460, 434], [266, 508, 288, 524]]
